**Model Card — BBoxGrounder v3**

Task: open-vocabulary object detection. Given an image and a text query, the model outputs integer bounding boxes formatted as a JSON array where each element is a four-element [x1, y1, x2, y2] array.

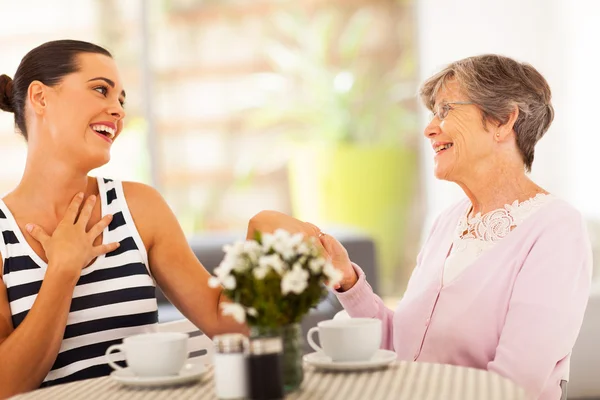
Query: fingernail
[[89, 195, 96, 202], [26, 224, 33, 232], [78, 192, 84, 199]]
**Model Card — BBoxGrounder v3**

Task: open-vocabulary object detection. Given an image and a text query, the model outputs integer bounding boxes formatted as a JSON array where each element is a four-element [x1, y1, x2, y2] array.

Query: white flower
[[221, 275, 237, 290], [214, 259, 235, 278], [243, 240, 263, 263], [210, 273, 237, 290], [223, 240, 246, 257], [288, 232, 306, 248], [253, 264, 270, 280], [323, 262, 343, 288], [220, 244, 254, 273], [274, 228, 291, 240], [261, 232, 277, 251], [247, 307, 258, 317], [309, 257, 325, 274], [259, 254, 286, 276], [231, 256, 250, 273], [272, 237, 296, 260], [221, 302, 246, 324], [261, 229, 302, 261], [281, 263, 309, 295], [210, 261, 237, 289], [296, 242, 311, 256]]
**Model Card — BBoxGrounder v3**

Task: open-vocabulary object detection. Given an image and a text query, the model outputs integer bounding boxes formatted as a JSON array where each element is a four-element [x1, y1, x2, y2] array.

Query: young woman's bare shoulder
[[120, 181, 172, 248], [121, 181, 163, 209]]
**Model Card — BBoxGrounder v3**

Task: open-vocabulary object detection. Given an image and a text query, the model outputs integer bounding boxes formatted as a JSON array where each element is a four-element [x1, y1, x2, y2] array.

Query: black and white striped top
[[0, 177, 159, 387]]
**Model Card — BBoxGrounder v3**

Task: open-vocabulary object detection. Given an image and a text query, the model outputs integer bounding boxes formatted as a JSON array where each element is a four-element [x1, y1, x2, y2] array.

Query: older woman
[[248, 54, 592, 400]]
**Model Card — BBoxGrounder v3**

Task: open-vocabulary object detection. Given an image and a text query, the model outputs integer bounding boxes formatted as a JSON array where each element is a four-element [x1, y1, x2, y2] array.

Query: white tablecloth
[[11, 361, 527, 400]]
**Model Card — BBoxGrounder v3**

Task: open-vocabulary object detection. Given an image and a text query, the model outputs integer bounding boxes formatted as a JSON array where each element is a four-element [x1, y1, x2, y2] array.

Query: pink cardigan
[[336, 198, 592, 400]]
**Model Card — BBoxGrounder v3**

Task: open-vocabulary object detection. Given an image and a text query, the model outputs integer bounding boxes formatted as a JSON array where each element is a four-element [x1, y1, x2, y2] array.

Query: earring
[[495, 133, 500, 139]]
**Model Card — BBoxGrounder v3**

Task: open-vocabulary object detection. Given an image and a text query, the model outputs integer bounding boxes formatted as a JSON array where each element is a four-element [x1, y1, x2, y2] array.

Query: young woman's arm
[[124, 182, 247, 338], [0, 264, 78, 398]]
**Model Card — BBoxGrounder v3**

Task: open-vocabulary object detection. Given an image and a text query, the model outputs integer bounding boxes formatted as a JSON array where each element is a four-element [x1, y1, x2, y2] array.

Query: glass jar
[[213, 334, 248, 399], [247, 332, 284, 400]]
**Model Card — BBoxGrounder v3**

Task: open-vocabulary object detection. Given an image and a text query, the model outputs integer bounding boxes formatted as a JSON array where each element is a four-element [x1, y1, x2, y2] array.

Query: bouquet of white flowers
[[208, 229, 343, 329]]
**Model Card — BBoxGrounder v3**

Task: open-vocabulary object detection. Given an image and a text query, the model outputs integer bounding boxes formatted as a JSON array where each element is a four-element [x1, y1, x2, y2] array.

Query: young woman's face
[[40, 53, 126, 170]]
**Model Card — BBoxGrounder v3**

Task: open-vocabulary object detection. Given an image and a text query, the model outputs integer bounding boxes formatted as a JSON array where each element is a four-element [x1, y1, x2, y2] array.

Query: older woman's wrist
[[337, 267, 359, 292], [334, 263, 377, 315]]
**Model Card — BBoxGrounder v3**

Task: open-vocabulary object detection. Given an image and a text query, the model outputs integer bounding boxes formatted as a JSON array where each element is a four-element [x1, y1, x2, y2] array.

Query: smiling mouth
[[435, 143, 453, 154], [90, 124, 116, 141]]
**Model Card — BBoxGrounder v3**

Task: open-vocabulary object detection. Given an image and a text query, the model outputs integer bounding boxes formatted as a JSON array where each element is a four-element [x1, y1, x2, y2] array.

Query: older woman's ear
[[496, 105, 519, 141]]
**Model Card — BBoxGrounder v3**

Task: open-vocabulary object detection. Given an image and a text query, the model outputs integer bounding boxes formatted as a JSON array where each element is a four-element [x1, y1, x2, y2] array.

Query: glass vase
[[281, 323, 304, 393], [249, 324, 304, 393]]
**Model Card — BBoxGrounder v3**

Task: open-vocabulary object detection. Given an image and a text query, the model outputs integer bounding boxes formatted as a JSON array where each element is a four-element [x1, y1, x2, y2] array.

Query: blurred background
[[1, 0, 600, 301]]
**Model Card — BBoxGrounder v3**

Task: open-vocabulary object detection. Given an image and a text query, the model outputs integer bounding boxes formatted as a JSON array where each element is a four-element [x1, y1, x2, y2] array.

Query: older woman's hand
[[247, 210, 359, 290], [319, 234, 358, 292]]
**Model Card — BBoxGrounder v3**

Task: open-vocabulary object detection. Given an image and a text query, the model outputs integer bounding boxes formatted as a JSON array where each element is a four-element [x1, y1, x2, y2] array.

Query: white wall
[[416, 0, 600, 230], [561, 1, 600, 220]]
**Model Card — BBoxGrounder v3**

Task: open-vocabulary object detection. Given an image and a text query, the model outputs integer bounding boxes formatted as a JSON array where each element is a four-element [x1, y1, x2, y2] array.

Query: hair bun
[[0, 74, 15, 113]]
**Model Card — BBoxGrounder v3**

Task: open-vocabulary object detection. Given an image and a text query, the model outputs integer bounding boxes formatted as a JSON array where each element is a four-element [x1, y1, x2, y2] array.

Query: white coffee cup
[[307, 318, 382, 362], [105, 332, 189, 377]]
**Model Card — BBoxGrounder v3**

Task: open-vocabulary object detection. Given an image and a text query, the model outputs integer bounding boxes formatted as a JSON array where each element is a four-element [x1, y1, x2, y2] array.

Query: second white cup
[[307, 318, 382, 362]]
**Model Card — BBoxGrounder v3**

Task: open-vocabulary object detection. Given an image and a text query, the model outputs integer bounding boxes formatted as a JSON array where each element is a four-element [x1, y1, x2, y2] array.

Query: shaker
[[213, 333, 248, 399], [247, 335, 284, 400]]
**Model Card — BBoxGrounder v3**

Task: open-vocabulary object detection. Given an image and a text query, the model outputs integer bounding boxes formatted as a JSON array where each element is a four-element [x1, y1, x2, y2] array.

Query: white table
[[11, 361, 527, 400]]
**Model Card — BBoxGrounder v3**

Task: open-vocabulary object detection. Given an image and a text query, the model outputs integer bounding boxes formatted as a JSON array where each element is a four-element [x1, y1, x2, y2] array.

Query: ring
[[318, 231, 326, 238]]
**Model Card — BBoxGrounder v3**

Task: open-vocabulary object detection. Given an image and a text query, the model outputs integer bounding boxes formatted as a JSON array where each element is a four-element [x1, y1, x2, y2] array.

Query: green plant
[[208, 229, 342, 329], [249, 6, 418, 147]]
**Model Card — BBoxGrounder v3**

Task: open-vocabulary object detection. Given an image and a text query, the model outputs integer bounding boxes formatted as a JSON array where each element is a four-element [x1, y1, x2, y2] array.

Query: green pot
[[288, 145, 417, 295]]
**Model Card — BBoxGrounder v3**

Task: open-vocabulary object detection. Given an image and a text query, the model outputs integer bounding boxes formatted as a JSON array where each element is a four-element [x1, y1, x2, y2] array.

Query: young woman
[[0, 40, 245, 397]]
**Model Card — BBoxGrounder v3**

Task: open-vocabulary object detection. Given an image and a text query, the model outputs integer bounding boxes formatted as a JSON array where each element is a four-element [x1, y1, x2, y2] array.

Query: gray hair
[[419, 54, 554, 172]]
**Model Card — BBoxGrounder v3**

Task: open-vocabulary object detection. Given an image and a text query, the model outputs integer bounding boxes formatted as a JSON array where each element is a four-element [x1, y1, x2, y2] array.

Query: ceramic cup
[[105, 332, 189, 377], [306, 318, 382, 362]]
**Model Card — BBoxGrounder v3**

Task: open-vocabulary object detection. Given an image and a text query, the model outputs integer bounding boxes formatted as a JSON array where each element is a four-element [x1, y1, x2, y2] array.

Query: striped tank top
[[0, 177, 159, 386]]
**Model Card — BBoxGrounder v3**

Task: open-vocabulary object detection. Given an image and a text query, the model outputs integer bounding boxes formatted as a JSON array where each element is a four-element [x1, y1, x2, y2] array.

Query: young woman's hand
[[248, 210, 358, 290], [247, 210, 321, 240], [26, 193, 120, 280]]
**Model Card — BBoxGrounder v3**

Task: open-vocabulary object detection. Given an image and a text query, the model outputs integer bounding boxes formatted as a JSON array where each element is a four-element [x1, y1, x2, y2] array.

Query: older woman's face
[[424, 79, 495, 182]]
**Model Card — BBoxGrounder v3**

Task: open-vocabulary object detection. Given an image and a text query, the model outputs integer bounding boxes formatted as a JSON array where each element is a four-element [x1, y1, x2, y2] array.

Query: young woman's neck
[[12, 154, 95, 218]]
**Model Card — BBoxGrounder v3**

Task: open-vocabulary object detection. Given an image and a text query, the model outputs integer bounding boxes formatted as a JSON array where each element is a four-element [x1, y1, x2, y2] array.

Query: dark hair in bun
[[0, 74, 14, 113], [3, 40, 112, 140]]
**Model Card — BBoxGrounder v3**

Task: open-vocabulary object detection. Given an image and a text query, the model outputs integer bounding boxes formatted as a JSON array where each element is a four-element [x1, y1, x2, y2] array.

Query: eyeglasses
[[430, 101, 474, 121]]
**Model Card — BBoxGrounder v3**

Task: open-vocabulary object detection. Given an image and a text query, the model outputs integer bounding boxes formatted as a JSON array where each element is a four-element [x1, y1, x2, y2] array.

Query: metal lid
[[248, 336, 283, 355], [213, 333, 247, 353]]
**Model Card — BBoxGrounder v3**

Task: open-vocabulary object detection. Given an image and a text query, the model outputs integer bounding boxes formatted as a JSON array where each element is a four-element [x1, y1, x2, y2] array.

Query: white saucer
[[110, 362, 205, 387], [303, 349, 397, 371]]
